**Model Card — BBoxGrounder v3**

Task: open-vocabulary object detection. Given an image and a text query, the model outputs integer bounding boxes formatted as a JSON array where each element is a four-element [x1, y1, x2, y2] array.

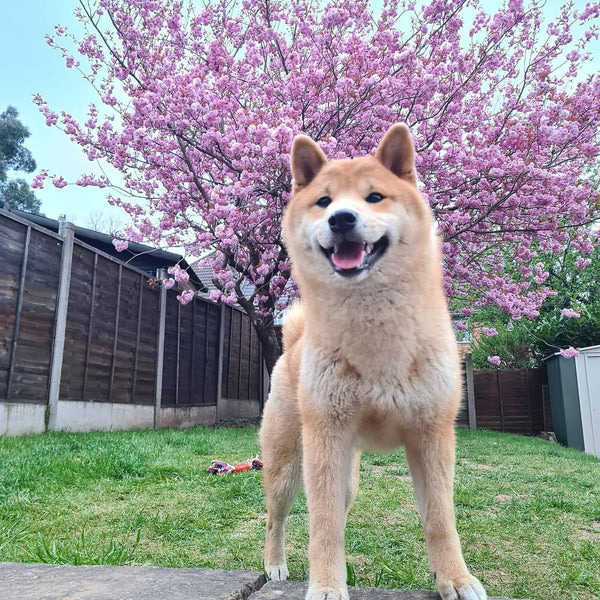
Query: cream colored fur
[[259, 124, 487, 600]]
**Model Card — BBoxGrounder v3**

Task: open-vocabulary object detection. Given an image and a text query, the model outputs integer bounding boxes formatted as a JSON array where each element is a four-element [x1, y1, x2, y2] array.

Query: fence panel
[[85, 253, 119, 401], [456, 358, 472, 428], [112, 267, 139, 402], [473, 369, 503, 431], [190, 299, 220, 405], [60, 243, 94, 400], [177, 297, 194, 406], [0, 217, 25, 398], [221, 305, 262, 402], [60, 242, 159, 404], [160, 292, 221, 407], [134, 281, 160, 404], [0, 215, 62, 403], [473, 367, 548, 435]]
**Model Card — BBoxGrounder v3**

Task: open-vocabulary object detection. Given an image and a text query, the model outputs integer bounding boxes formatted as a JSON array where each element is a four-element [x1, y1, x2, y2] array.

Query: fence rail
[[0, 209, 265, 435]]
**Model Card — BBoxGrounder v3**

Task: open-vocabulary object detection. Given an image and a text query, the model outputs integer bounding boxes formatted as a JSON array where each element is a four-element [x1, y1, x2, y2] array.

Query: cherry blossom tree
[[33, 0, 600, 372]]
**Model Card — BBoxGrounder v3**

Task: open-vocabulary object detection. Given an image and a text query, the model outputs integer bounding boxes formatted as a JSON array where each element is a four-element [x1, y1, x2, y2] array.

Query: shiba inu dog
[[259, 124, 486, 600]]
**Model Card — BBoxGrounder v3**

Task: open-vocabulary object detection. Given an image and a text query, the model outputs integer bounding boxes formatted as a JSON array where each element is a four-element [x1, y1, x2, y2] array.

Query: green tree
[[470, 240, 600, 369], [0, 106, 41, 214]]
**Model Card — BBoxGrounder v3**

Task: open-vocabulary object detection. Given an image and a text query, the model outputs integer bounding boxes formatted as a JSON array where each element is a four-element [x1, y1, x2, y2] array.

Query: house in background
[[7, 208, 204, 292]]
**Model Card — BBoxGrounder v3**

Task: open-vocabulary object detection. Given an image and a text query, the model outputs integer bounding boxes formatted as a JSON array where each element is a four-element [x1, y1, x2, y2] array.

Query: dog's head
[[283, 124, 434, 289]]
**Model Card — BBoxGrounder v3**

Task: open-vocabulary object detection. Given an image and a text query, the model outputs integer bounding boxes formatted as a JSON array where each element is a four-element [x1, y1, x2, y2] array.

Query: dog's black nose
[[328, 210, 358, 233]]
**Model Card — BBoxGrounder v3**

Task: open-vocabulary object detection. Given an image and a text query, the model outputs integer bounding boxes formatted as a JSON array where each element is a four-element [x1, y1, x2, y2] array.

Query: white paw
[[305, 585, 349, 600], [267, 564, 289, 581], [438, 575, 487, 600]]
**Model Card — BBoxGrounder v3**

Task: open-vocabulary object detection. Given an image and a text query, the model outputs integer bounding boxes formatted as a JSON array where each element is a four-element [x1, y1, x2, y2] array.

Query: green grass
[[0, 427, 599, 600]]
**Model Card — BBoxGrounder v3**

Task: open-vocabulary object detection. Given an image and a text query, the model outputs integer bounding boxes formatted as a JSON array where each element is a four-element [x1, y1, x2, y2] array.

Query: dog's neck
[[299, 267, 445, 362]]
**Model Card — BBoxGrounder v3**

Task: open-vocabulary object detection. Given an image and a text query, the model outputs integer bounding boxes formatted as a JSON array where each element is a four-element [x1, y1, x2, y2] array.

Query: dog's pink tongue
[[331, 242, 364, 270]]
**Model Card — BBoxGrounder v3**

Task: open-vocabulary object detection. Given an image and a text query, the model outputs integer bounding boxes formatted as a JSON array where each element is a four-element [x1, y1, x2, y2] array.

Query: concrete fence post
[[47, 222, 75, 431]]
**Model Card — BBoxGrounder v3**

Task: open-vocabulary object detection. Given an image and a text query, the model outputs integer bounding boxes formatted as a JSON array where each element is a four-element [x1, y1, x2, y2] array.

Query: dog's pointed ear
[[375, 123, 417, 186], [291, 135, 327, 189]]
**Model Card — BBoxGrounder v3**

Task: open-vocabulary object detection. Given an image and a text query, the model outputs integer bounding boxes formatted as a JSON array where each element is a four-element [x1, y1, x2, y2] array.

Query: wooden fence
[[458, 354, 551, 435], [0, 209, 265, 435]]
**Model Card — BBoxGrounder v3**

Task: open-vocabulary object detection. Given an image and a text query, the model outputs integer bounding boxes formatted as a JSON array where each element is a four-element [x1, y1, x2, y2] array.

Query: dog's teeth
[[366, 243, 373, 254], [334, 245, 339, 254]]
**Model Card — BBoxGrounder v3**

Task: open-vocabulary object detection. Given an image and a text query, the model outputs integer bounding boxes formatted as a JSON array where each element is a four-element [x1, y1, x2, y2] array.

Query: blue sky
[[1, 1, 598, 228], [0, 1, 123, 225]]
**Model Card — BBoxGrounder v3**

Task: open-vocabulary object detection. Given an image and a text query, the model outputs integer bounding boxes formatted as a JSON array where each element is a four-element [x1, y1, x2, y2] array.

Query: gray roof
[[7, 208, 205, 290]]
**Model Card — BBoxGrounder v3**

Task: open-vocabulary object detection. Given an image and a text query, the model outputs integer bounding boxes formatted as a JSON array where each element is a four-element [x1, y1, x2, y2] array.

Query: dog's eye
[[316, 196, 332, 208], [366, 192, 384, 203]]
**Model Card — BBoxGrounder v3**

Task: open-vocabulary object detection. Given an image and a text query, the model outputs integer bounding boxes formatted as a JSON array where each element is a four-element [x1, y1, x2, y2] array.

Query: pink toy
[[207, 457, 263, 476]]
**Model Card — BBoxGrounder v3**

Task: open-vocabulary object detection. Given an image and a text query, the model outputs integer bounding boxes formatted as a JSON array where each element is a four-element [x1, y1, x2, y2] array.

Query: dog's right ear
[[290, 135, 327, 189]]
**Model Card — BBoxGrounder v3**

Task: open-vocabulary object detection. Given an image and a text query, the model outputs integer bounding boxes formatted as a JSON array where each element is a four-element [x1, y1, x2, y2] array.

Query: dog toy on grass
[[207, 457, 263, 475]]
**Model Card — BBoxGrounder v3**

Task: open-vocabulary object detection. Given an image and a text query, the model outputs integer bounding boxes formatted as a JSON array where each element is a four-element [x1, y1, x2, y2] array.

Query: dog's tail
[[282, 302, 304, 351]]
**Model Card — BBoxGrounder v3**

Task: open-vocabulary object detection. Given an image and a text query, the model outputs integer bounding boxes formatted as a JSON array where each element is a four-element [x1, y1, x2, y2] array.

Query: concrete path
[[0, 562, 522, 599]]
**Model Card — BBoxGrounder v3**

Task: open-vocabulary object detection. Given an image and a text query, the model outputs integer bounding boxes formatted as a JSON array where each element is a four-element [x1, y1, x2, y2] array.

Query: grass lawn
[[0, 426, 599, 600]]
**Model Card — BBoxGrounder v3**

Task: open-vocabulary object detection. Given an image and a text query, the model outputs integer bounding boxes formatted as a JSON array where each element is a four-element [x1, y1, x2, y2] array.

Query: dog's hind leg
[[259, 362, 303, 582]]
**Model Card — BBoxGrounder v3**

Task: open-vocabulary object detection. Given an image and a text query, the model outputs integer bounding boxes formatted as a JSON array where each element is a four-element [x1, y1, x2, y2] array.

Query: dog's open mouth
[[321, 236, 389, 277]]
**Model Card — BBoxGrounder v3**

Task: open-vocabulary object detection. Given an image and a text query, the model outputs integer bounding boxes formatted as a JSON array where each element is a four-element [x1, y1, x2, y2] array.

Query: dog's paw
[[305, 585, 349, 600], [266, 564, 289, 581], [437, 574, 487, 600]]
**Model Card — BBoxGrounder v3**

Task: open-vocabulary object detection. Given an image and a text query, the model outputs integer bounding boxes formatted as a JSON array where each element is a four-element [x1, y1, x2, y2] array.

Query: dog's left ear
[[375, 123, 417, 186], [290, 135, 327, 189]]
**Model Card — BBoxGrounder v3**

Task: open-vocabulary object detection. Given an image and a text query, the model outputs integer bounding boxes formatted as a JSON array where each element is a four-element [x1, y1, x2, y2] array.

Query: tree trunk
[[235, 292, 282, 378], [253, 318, 281, 377]]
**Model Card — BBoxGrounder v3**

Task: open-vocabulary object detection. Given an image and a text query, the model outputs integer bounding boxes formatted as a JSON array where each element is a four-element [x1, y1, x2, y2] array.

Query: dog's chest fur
[[299, 308, 459, 450]]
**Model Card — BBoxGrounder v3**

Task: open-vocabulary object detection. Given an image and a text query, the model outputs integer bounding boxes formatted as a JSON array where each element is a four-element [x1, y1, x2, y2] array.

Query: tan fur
[[281, 302, 304, 351], [259, 125, 486, 600]]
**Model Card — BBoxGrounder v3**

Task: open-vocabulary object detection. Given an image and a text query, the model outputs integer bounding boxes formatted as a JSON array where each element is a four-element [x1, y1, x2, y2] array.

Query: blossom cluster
[[35, 0, 600, 354]]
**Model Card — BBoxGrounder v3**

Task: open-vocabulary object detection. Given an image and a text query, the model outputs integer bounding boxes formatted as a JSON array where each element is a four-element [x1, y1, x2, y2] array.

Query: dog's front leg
[[405, 422, 487, 600], [302, 416, 354, 600]]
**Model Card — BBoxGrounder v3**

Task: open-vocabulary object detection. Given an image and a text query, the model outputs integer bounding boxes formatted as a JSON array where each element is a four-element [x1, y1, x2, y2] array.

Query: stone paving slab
[[248, 580, 518, 599], [0, 563, 525, 600], [0, 562, 266, 600]]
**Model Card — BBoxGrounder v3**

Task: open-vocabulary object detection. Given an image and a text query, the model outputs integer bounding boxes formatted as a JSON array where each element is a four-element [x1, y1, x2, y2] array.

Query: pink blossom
[[163, 278, 175, 289], [52, 176, 68, 188], [177, 289, 195, 304], [487, 356, 501, 366], [483, 327, 498, 337], [575, 257, 591, 270], [30, 171, 49, 189], [112, 239, 128, 252], [175, 270, 189, 284], [35, 0, 600, 344], [167, 264, 190, 283], [560, 347, 579, 358], [561, 308, 580, 318]]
